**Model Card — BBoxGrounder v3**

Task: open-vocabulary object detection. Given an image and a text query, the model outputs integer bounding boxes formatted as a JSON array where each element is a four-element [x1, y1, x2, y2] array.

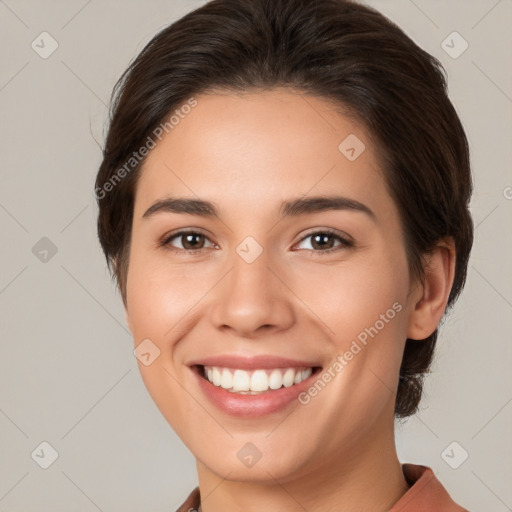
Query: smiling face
[[125, 88, 417, 483]]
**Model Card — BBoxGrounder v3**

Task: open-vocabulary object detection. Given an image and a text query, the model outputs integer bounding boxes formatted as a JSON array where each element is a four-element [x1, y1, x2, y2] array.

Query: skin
[[123, 88, 455, 512]]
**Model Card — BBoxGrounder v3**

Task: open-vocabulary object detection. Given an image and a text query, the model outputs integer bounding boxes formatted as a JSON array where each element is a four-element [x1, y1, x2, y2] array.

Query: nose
[[209, 248, 295, 338]]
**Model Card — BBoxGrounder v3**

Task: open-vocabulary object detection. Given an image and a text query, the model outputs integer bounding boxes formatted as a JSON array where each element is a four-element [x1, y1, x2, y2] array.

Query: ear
[[407, 237, 456, 340]]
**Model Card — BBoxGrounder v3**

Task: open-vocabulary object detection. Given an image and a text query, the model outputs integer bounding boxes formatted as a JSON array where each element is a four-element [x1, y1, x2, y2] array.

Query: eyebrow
[[142, 195, 376, 222]]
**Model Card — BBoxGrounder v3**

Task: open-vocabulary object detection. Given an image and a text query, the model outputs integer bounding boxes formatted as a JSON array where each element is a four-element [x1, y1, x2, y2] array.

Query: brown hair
[[95, 0, 473, 417]]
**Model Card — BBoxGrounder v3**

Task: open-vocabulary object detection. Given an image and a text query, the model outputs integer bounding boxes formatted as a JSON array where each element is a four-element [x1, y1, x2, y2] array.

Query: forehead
[[134, 89, 387, 217]]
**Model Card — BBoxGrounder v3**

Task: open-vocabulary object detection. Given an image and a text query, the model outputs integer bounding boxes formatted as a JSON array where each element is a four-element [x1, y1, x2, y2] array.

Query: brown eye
[[310, 233, 336, 250], [295, 230, 353, 254], [180, 233, 206, 250], [161, 231, 215, 252]]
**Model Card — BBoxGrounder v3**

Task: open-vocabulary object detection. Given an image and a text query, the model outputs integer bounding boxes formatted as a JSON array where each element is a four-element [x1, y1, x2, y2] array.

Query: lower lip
[[190, 366, 321, 418]]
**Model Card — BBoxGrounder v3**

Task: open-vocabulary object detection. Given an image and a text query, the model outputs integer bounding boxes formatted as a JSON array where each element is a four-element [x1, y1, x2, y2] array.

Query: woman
[[95, 0, 473, 510]]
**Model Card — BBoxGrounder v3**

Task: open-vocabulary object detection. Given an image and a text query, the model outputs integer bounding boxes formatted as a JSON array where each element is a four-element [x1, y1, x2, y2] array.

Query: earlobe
[[406, 238, 456, 341]]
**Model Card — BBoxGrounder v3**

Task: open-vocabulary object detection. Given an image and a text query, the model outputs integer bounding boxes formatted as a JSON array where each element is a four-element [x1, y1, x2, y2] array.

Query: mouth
[[187, 354, 324, 417], [192, 364, 323, 395]]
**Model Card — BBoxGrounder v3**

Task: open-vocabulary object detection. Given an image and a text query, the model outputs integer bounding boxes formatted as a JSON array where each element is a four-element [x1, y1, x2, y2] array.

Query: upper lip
[[187, 354, 322, 370]]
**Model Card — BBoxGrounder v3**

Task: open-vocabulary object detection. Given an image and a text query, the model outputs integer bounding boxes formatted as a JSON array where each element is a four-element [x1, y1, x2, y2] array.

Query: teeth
[[233, 369, 250, 391], [212, 367, 221, 386], [283, 368, 295, 387], [269, 369, 283, 390], [250, 369, 268, 391], [203, 366, 313, 393], [221, 368, 233, 389]]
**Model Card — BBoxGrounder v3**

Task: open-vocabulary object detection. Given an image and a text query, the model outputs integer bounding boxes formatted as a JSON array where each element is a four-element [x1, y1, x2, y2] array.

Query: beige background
[[0, 0, 511, 510]]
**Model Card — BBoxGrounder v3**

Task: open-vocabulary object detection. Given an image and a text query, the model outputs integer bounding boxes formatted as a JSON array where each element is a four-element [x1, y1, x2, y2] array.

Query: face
[[125, 89, 415, 483]]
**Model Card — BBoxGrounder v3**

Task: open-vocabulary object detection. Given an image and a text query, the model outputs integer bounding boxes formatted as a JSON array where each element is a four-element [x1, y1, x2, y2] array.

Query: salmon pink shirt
[[174, 464, 469, 511]]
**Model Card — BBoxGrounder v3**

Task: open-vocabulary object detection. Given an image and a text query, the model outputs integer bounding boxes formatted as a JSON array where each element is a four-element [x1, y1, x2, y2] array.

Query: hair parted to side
[[95, 0, 473, 418]]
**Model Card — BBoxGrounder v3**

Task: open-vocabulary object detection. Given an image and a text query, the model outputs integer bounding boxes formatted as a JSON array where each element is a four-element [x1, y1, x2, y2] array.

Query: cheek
[[296, 254, 409, 422], [126, 256, 187, 343], [125, 247, 224, 365], [293, 251, 409, 341], [293, 246, 411, 400], [125, 253, 201, 434]]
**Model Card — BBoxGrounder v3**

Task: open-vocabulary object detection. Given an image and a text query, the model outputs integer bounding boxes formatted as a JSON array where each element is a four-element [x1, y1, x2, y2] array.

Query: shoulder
[[175, 465, 471, 512], [390, 463, 470, 511]]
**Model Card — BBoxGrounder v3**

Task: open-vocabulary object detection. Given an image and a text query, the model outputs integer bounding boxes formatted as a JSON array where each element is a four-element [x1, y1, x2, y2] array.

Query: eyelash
[[159, 229, 354, 256]]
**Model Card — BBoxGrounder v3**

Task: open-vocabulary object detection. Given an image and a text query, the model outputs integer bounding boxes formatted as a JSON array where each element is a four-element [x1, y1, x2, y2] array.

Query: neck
[[195, 413, 409, 512]]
